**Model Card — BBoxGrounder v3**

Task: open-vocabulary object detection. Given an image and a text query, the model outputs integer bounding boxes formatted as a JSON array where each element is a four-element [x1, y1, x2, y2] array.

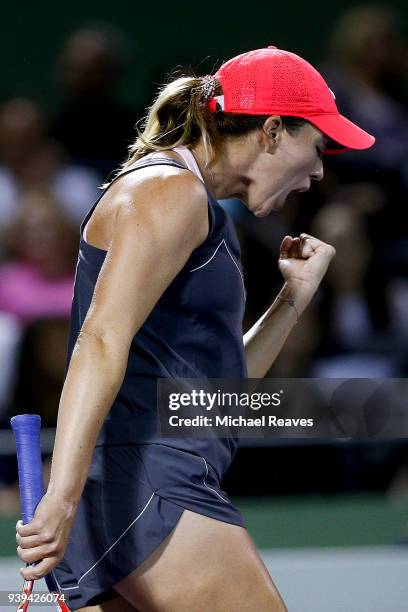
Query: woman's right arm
[[16, 168, 209, 580]]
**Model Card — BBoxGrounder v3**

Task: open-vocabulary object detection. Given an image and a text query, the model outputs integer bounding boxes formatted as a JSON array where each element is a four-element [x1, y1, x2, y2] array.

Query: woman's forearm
[[47, 330, 129, 505], [244, 282, 311, 378]]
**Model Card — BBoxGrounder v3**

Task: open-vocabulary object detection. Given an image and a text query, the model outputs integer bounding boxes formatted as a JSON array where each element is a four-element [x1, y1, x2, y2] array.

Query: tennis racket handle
[[11, 414, 44, 525], [11, 414, 65, 599]]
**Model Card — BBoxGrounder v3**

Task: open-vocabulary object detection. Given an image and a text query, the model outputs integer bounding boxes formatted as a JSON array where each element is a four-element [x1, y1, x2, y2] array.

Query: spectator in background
[[320, 3, 408, 242], [0, 314, 67, 514], [320, 5, 408, 336], [0, 97, 101, 233], [268, 180, 406, 378], [0, 190, 77, 326], [10, 318, 70, 427], [310, 185, 404, 377], [321, 4, 408, 176], [0, 191, 77, 415], [52, 23, 141, 177]]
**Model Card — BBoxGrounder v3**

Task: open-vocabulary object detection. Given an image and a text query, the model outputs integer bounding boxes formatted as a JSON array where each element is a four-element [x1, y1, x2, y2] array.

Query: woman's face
[[242, 120, 328, 217]]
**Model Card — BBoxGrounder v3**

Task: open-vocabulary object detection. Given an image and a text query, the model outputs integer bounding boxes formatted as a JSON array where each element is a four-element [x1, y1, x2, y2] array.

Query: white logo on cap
[[214, 95, 225, 110]]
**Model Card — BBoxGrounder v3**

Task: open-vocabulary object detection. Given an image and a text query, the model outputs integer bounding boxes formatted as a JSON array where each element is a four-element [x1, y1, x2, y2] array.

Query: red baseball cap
[[210, 47, 375, 154]]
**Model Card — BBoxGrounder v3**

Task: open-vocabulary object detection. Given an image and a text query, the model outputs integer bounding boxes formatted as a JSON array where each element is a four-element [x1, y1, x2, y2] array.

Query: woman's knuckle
[[47, 541, 60, 555], [17, 547, 29, 562], [41, 530, 54, 544], [31, 568, 43, 580]]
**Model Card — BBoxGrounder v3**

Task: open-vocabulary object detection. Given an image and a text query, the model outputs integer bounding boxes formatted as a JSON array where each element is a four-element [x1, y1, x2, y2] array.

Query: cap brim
[[306, 113, 375, 155]]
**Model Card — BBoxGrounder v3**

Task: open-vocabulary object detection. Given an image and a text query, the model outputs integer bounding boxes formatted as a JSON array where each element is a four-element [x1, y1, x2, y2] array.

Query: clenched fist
[[278, 233, 336, 314]]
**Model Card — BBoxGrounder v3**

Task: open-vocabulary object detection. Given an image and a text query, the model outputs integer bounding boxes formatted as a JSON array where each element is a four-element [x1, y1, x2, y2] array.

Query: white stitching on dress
[[201, 457, 228, 502], [223, 240, 246, 301], [51, 570, 79, 591], [59, 585, 80, 591], [190, 238, 246, 300], [189, 240, 225, 272], [78, 492, 155, 584]]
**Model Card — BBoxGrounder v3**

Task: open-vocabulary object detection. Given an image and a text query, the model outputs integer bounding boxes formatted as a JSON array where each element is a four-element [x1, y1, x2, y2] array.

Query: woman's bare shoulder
[[88, 156, 209, 251], [109, 156, 207, 215]]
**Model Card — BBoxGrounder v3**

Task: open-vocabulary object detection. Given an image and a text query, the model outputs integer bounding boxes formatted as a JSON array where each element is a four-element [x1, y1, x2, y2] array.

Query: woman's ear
[[260, 115, 283, 153]]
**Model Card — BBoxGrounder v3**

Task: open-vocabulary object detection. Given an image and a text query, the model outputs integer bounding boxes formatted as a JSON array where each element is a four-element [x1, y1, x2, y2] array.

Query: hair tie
[[201, 75, 216, 105]]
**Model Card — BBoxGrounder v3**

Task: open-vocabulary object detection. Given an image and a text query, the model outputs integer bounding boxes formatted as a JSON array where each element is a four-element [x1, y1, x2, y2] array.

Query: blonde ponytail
[[123, 75, 215, 169]]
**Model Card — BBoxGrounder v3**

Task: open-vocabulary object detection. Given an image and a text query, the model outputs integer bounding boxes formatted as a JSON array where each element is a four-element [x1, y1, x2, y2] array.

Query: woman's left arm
[[244, 233, 335, 378]]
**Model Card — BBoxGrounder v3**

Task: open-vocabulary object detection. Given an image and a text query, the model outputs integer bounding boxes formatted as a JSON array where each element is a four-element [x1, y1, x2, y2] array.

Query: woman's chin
[[273, 192, 289, 211], [253, 206, 269, 218], [253, 195, 286, 217]]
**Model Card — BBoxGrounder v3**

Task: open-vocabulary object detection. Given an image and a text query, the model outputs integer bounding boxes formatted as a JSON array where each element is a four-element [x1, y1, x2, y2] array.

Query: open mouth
[[293, 185, 310, 193]]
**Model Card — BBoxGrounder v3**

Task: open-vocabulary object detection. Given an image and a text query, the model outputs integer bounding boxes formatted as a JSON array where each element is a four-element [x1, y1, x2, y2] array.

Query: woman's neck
[[190, 139, 254, 202]]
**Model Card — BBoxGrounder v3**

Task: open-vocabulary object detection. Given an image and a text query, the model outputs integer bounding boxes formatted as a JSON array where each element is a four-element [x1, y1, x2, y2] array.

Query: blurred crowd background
[[0, 2, 407, 523]]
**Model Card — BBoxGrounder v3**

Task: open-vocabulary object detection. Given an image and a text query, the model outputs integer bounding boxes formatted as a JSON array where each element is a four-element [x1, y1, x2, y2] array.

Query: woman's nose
[[310, 159, 324, 182]]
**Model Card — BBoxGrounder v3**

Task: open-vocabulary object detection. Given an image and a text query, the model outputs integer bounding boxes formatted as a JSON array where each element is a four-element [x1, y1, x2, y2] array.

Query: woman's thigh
[[113, 509, 287, 612], [78, 594, 139, 612]]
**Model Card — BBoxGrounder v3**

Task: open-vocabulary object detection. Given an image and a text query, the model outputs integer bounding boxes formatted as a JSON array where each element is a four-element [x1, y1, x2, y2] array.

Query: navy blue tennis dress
[[52, 152, 248, 609]]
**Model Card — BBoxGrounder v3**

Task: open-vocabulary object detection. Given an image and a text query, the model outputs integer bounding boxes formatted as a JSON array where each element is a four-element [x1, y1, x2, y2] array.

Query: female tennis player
[[16, 47, 374, 611]]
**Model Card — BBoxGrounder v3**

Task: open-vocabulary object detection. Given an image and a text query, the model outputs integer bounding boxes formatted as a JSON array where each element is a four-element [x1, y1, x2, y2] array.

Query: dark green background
[[3, 0, 407, 113]]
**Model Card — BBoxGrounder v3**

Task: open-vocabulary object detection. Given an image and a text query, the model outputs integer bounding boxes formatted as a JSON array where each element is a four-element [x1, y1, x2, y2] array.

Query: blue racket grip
[[11, 414, 44, 525], [11, 414, 61, 593]]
